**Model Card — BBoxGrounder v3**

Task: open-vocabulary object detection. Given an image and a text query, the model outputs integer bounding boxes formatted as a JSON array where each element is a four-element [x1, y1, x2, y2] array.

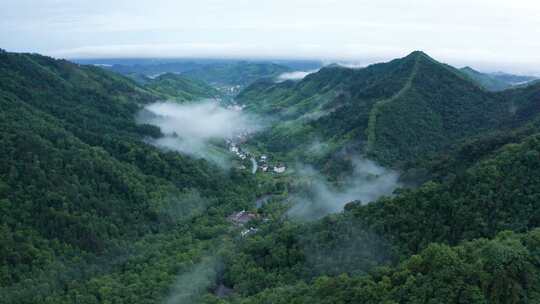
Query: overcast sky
[[2, 0, 540, 74]]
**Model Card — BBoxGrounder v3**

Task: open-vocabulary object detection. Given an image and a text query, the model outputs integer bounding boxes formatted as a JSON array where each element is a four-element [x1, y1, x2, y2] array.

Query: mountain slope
[[368, 52, 511, 164], [238, 51, 519, 170], [219, 122, 540, 303], [144, 72, 221, 101], [460, 66, 538, 91], [0, 50, 258, 303], [182, 61, 290, 87], [234, 228, 540, 304]]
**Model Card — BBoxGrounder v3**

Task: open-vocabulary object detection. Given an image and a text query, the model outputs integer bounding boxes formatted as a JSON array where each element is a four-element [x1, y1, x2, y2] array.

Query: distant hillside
[[77, 59, 302, 91], [460, 66, 537, 91], [181, 61, 290, 87], [144, 72, 221, 101], [238, 51, 540, 171]]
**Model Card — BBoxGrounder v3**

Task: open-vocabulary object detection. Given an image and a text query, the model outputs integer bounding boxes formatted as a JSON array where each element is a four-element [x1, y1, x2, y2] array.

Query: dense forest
[[2, 49, 540, 303], [0, 50, 261, 303]]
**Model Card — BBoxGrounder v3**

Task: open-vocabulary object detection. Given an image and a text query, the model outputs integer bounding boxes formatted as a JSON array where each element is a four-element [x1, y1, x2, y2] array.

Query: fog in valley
[[287, 158, 401, 220], [276, 70, 318, 82], [165, 257, 219, 304], [137, 101, 262, 167]]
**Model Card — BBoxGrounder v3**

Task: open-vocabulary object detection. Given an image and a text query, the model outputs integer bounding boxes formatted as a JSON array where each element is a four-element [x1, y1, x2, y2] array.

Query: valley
[[1, 49, 540, 304]]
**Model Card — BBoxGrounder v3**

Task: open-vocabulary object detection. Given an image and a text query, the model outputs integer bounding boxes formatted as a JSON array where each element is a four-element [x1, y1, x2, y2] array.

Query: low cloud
[[288, 158, 400, 220], [137, 101, 262, 166], [300, 215, 393, 278], [335, 62, 366, 69], [276, 69, 318, 82], [166, 257, 219, 304]]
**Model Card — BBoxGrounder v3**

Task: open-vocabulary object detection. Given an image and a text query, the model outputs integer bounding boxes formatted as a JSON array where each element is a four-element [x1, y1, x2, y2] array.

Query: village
[[225, 134, 287, 174], [223, 129, 286, 238]]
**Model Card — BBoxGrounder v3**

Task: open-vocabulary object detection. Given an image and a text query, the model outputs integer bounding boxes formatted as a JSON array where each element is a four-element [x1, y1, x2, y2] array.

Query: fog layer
[[288, 158, 400, 220], [138, 101, 260, 165], [276, 70, 318, 82], [166, 257, 218, 304]]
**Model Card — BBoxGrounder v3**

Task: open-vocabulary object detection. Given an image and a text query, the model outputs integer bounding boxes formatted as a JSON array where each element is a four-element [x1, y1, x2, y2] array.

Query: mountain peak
[[405, 50, 430, 59]]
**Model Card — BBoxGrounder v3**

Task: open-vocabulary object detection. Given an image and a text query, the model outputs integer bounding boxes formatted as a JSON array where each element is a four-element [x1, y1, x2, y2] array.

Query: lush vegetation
[[231, 229, 540, 304], [209, 130, 540, 303], [0, 50, 262, 303], [144, 73, 222, 102], [2, 49, 540, 303]]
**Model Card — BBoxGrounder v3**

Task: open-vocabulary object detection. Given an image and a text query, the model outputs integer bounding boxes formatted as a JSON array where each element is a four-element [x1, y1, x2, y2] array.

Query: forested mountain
[[460, 66, 538, 91], [143, 73, 222, 102], [0, 50, 260, 303], [2, 49, 540, 304], [238, 51, 540, 171]]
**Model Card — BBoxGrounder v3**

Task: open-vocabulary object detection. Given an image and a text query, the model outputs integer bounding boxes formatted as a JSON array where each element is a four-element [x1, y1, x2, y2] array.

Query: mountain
[[0, 50, 260, 303], [460, 66, 538, 91], [143, 72, 221, 101], [238, 51, 539, 172]]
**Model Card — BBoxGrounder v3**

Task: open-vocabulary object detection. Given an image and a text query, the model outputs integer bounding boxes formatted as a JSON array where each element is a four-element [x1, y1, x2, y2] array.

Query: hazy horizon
[[2, 0, 540, 75]]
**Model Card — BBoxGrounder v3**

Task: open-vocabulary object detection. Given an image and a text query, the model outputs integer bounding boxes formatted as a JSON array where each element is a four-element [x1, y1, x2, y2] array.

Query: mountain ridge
[[238, 51, 527, 171], [366, 52, 422, 153]]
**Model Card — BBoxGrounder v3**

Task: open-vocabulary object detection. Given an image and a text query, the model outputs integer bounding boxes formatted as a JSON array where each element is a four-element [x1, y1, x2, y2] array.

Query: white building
[[241, 227, 258, 237], [273, 165, 286, 173]]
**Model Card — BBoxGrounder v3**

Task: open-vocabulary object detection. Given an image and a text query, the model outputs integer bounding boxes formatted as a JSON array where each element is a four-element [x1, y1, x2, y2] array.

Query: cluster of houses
[[226, 139, 287, 174], [257, 154, 287, 173], [228, 142, 248, 160], [227, 210, 259, 237], [217, 85, 243, 96]]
